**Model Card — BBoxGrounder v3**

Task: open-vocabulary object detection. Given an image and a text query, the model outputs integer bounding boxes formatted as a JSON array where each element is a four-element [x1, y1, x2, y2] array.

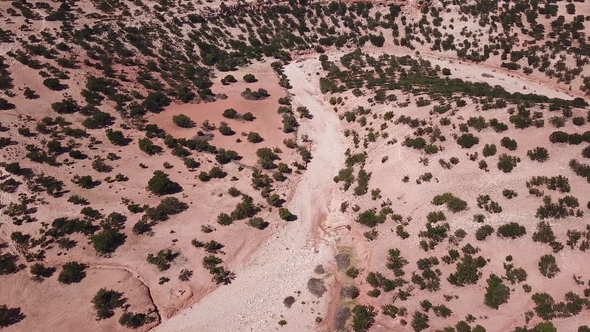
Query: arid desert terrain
[[1, 0, 590, 331]]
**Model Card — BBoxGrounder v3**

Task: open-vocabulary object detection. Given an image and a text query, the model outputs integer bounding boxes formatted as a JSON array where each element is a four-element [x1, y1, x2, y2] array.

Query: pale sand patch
[[155, 60, 347, 332]]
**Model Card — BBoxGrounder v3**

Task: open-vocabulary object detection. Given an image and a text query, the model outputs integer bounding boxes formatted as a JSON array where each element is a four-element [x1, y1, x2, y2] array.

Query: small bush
[[357, 209, 386, 227], [497, 154, 520, 173], [497, 222, 526, 239], [242, 112, 255, 121], [43, 78, 64, 91], [218, 124, 234, 136], [119, 312, 151, 328], [411, 311, 429, 332], [243, 74, 257, 83], [92, 288, 124, 320], [432, 193, 468, 212], [527, 147, 549, 162], [476, 225, 494, 241], [482, 144, 497, 157], [222, 108, 239, 119], [352, 305, 377, 332], [247, 132, 263, 143], [58, 262, 86, 284], [484, 274, 510, 309], [172, 114, 194, 128], [221, 75, 237, 85], [279, 208, 292, 220], [217, 213, 233, 226], [147, 171, 181, 195], [457, 133, 480, 149], [573, 117, 585, 126], [146, 250, 176, 271], [502, 189, 517, 199], [500, 137, 518, 150], [248, 217, 266, 229], [538, 254, 559, 278]]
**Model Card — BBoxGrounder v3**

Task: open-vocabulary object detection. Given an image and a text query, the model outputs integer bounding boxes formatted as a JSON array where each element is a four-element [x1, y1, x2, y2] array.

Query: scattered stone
[[313, 264, 325, 274], [283, 296, 295, 308], [307, 278, 327, 298], [335, 253, 350, 269], [334, 306, 351, 330], [340, 285, 360, 299]]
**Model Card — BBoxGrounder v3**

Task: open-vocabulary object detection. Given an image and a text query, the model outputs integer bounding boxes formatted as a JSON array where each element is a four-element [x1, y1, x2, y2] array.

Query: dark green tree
[[484, 274, 510, 309], [58, 262, 86, 284], [147, 171, 181, 195], [91, 288, 124, 320]]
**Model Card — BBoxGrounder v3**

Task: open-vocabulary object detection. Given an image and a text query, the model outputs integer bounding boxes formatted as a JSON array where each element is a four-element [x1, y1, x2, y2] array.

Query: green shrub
[[573, 117, 585, 126], [497, 222, 526, 239], [357, 209, 386, 227], [106, 129, 127, 146], [184, 157, 199, 170], [91, 229, 125, 254], [146, 250, 177, 271], [432, 193, 468, 212], [457, 133, 480, 148], [221, 75, 237, 85], [368, 34, 385, 47], [218, 124, 234, 136], [424, 145, 439, 154], [92, 288, 124, 320], [482, 144, 497, 157], [352, 305, 376, 332], [248, 217, 266, 229], [43, 78, 64, 90], [138, 138, 160, 155], [247, 132, 263, 143], [241, 88, 269, 100], [502, 189, 517, 199], [172, 114, 194, 128], [426, 211, 446, 223], [404, 137, 426, 149], [467, 116, 488, 131], [119, 312, 151, 328], [538, 255, 559, 278], [476, 225, 494, 241], [243, 74, 257, 83], [497, 154, 520, 173], [410, 311, 429, 332], [484, 274, 510, 310], [58, 262, 86, 284], [217, 213, 232, 226], [147, 171, 181, 195], [4, 162, 20, 174], [222, 108, 238, 119], [0, 253, 18, 275], [527, 147, 549, 162], [52, 98, 80, 114], [549, 131, 569, 143], [142, 91, 170, 113], [279, 208, 292, 220], [447, 254, 486, 286], [231, 195, 258, 220], [242, 112, 255, 121], [500, 137, 517, 150]]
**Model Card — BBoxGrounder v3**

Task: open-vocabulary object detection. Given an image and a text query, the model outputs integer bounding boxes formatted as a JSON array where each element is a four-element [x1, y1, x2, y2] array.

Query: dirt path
[[155, 59, 346, 332]]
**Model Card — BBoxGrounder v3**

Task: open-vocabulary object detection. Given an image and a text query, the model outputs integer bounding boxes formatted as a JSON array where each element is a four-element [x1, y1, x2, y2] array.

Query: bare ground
[[155, 59, 347, 332]]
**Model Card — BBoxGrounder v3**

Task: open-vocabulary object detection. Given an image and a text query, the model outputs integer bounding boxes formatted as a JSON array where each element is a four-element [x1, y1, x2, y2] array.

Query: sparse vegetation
[[1, 1, 589, 329]]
